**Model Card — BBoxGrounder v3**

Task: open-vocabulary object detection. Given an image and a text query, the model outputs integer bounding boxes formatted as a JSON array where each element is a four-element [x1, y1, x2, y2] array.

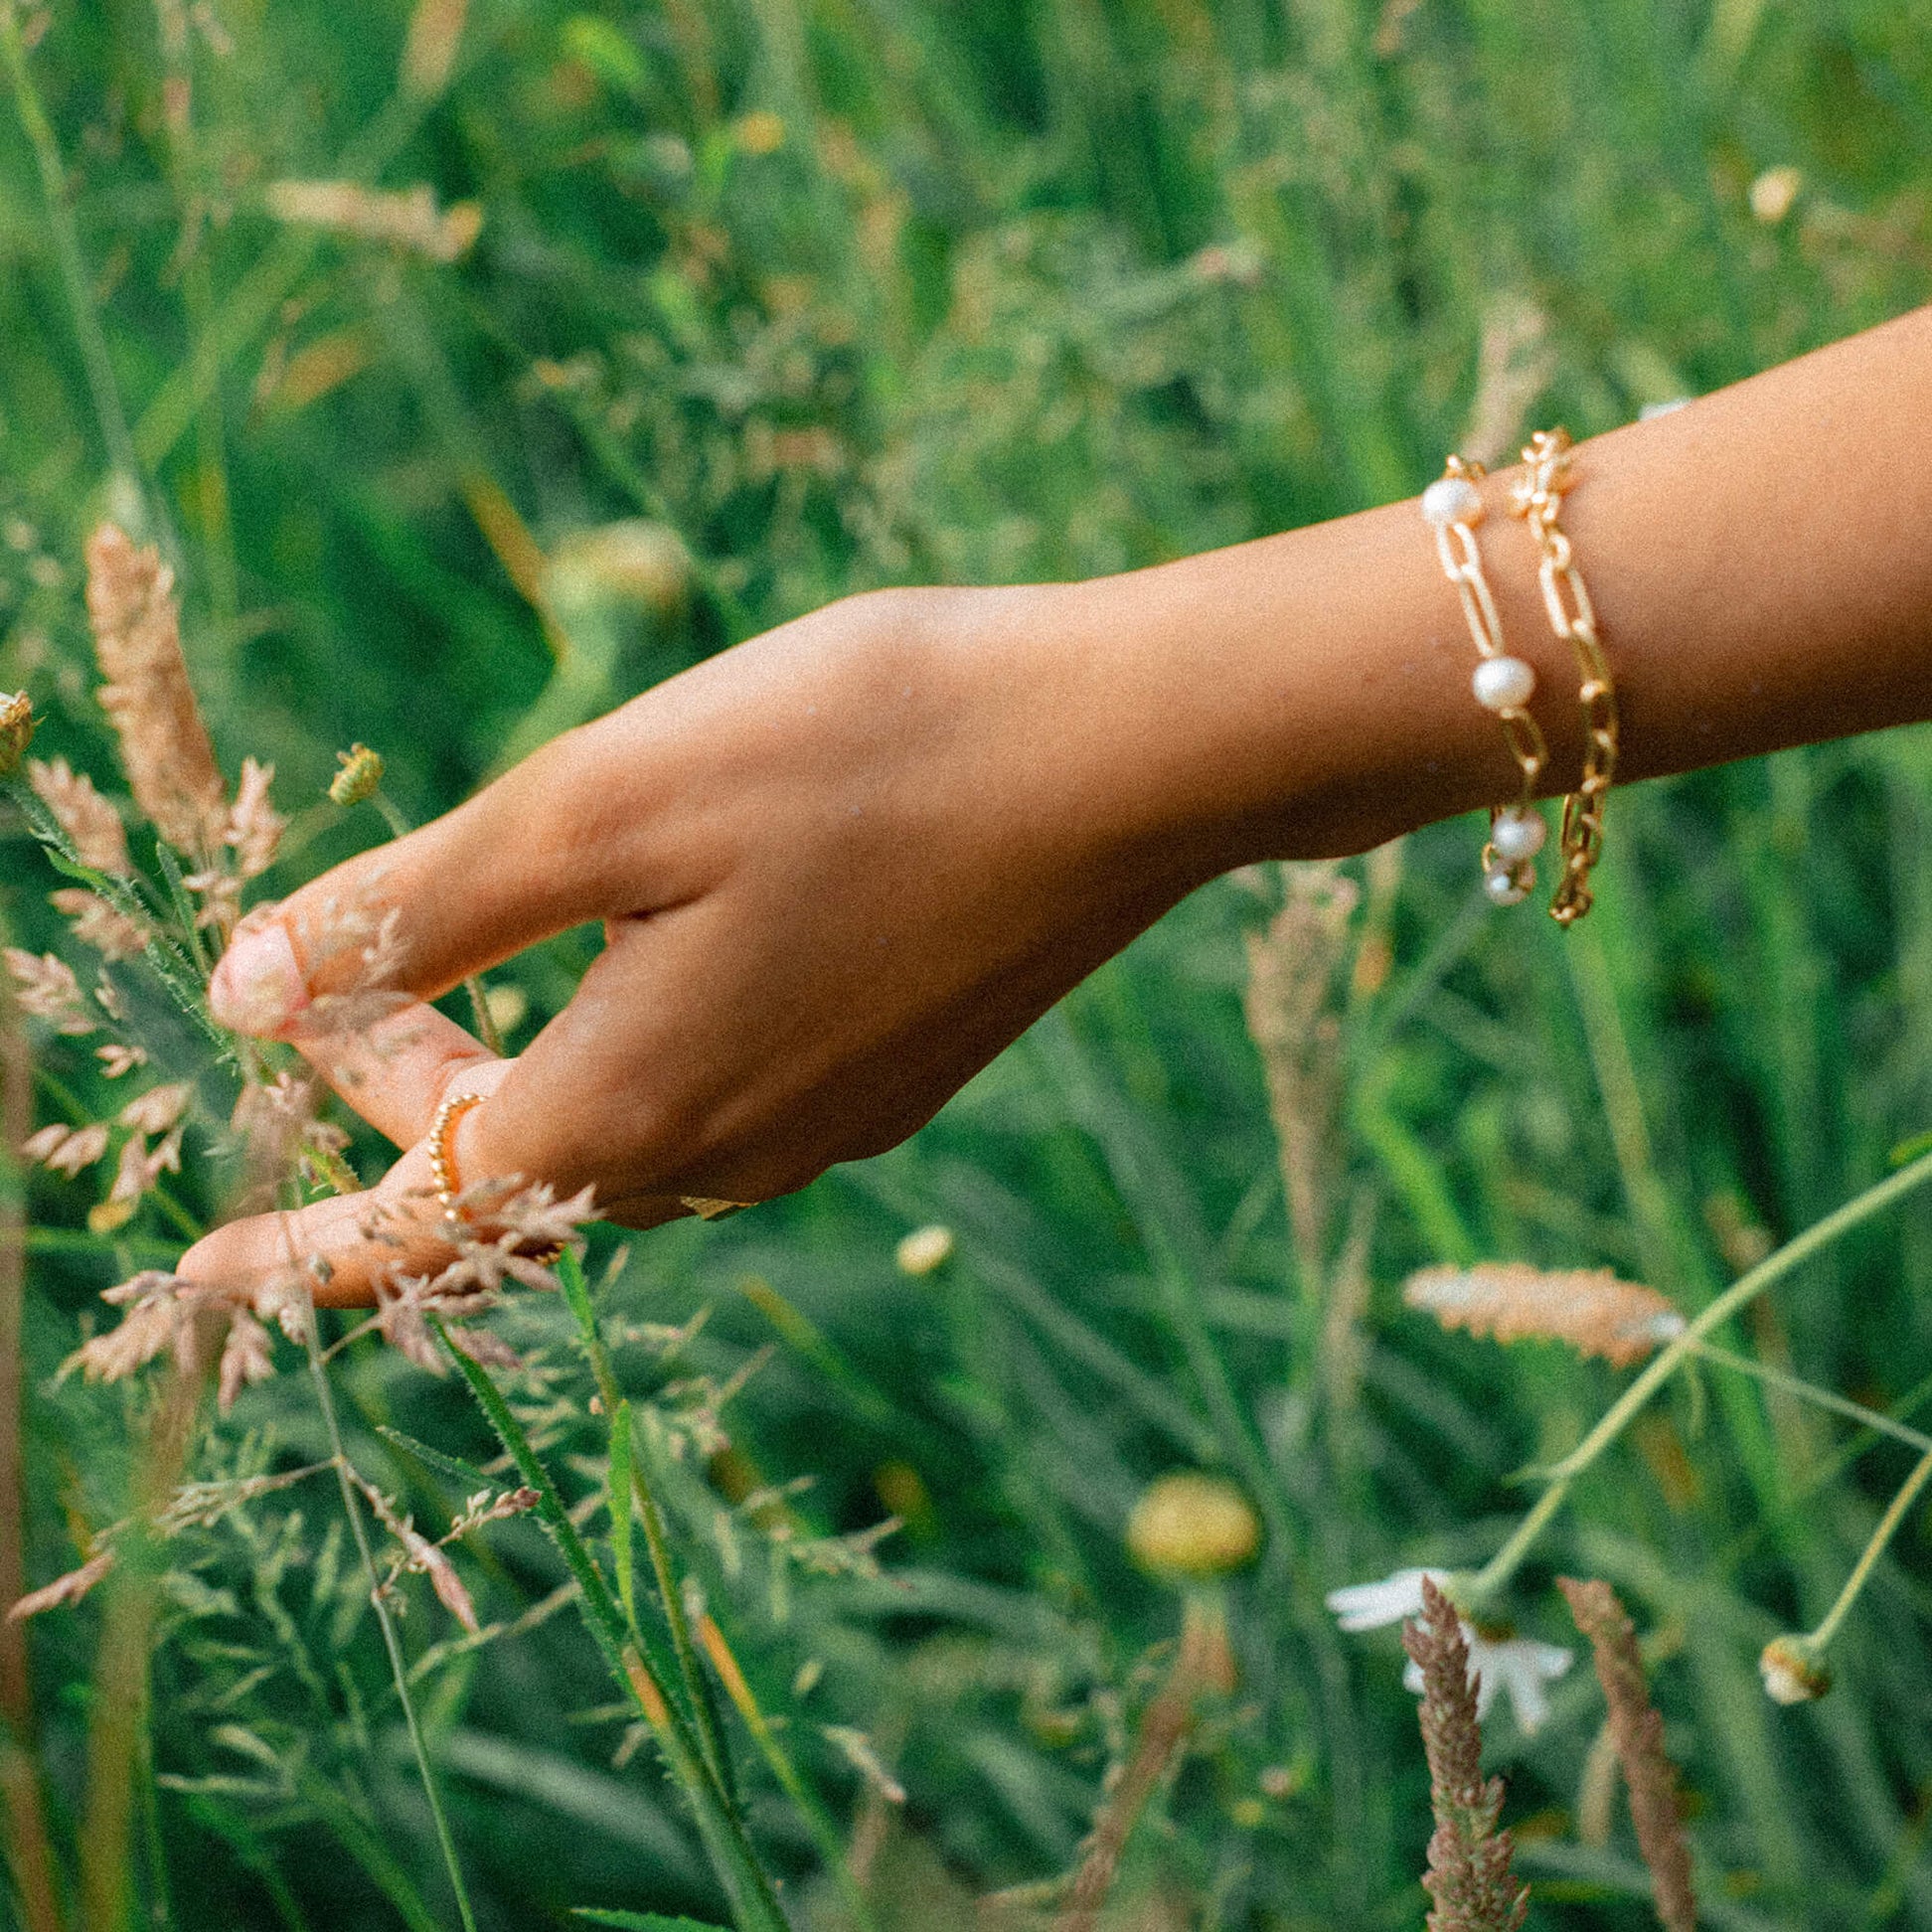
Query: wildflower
[[22, 1121, 110, 1177], [894, 1222, 954, 1275], [117, 1081, 192, 1136], [1404, 1262, 1685, 1370], [1557, 1578, 1694, 1932], [96, 1044, 148, 1077], [1402, 1575, 1530, 1931], [1329, 1568, 1572, 1735], [49, 888, 148, 960], [1328, 1566, 1443, 1633], [328, 742, 384, 806], [732, 110, 785, 155], [264, 180, 483, 262], [7, 1549, 115, 1622], [1749, 165, 1802, 224], [1126, 1472, 1261, 1579], [27, 756, 126, 872], [5, 948, 93, 1034], [0, 691, 33, 775], [84, 524, 226, 856], [1759, 1633, 1832, 1704], [545, 521, 689, 615]]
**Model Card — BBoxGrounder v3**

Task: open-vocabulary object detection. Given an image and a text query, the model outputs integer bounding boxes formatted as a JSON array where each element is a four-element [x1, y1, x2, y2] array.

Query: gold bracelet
[[1509, 427, 1617, 925], [1421, 456, 1549, 905]]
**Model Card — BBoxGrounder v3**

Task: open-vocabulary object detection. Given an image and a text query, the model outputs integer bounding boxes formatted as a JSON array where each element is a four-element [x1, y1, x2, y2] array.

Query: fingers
[[207, 725, 644, 1040], [179, 1152, 442, 1310], [285, 997, 502, 1151]]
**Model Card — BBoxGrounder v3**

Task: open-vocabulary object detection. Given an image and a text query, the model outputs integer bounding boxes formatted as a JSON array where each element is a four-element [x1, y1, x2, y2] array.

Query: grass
[[1, 0, 1931, 1926]]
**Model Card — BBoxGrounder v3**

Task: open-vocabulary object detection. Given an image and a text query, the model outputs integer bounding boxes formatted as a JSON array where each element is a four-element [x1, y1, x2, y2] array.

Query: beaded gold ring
[[427, 1090, 486, 1228]]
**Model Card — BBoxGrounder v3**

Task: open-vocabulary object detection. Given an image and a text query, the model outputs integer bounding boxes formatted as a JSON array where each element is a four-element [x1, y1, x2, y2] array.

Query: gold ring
[[679, 1196, 757, 1221], [428, 1091, 486, 1228]]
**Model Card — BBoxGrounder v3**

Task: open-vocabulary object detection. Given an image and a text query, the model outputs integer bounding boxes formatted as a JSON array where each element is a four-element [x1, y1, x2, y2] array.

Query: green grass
[[2, 0, 1932, 1926]]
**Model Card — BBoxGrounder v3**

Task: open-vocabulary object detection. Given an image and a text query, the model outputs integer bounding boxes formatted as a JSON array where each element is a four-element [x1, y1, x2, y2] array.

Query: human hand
[[179, 582, 1241, 1305]]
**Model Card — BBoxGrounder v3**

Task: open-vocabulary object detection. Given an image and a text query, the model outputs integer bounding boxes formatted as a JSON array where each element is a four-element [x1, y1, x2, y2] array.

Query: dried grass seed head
[[28, 756, 127, 872], [83, 523, 226, 856], [1404, 1262, 1685, 1369], [1556, 1577, 1695, 1932]]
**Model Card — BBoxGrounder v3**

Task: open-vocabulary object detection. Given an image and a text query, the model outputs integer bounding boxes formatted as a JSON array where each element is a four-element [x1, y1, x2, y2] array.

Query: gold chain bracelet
[[1509, 427, 1618, 925], [1421, 456, 1549, 905]]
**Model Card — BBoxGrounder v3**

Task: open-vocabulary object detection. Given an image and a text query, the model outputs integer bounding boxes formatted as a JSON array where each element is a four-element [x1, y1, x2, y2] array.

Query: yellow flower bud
[[0, 692, 35, 777], [1759, 1634, 1831, 1704], [1126, 1471, 1260, 1580], [894, 1223, 955, 1276], [328, 742, 384, 807]]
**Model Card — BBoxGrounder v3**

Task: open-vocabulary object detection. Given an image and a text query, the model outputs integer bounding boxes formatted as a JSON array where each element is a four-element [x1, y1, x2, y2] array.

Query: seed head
[[84, 523, 226, 856], [1126, 1471, 1261, 1580]]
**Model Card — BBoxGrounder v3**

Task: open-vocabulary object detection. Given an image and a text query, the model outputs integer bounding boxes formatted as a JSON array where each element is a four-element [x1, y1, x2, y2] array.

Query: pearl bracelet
[[1421, 456, 1549, 905]]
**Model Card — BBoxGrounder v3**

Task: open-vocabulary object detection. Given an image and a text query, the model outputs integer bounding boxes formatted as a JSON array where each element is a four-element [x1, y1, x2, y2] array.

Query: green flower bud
[[0, 692, 35, 777], [1759, 1634, 1832, 1704], [328, 742, 384, 807]]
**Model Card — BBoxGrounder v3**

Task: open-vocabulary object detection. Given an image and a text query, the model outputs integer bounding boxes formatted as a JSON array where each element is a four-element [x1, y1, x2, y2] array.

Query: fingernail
[[209, 923, 308, 1036]]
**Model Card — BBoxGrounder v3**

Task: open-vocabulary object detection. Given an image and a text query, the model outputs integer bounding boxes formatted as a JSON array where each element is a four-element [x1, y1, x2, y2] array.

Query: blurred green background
[[3, 0, 1932, 1926]]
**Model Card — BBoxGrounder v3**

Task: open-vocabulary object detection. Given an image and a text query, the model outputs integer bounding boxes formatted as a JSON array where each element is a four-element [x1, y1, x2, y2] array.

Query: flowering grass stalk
[[434, 1320, 789, 1932], [1556, 1578, 1694, 1932], [1401, 1577, 1528, 1932]]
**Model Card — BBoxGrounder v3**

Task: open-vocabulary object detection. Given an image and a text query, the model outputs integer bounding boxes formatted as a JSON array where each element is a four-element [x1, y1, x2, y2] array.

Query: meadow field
[[2, 1, 1931, 1926]]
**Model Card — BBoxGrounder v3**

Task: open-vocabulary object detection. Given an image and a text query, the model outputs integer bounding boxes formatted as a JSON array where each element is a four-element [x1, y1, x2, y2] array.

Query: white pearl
[[1491, 807, 1546, 862], [1473, 655, 1535, 712], [1483, 863, 1530, 906], [1421, 475, 1483, 528]]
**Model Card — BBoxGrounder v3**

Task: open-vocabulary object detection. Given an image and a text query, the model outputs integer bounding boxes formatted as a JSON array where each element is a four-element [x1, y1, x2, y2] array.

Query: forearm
[[1056, 302, 1932, 874]]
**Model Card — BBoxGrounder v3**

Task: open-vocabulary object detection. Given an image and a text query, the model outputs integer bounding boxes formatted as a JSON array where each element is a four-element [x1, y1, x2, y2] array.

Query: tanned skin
[[183, 304, 1932, 1304]]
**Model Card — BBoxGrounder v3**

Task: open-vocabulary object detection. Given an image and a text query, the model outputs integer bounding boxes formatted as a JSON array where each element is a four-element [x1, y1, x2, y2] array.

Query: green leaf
[[1890, 1130, 1932, 1169], [375, 1425, 495, 1494], [572, 1913, 728, 1931]]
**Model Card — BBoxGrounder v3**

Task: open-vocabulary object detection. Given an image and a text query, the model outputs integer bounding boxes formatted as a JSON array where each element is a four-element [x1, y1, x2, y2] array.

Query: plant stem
[[0, 944, 64, 1932], [1808, 1445, 1932, 1652], [436, 1323, 790, 1932], [693, 1613, 882, 1932], [556, 1252, 732, 1797], [298, 1290, 478, 1932], [1684, 1337, 1932, 1457], [0, 2, 151, 516], [1467, 1147, 1932, 1605]]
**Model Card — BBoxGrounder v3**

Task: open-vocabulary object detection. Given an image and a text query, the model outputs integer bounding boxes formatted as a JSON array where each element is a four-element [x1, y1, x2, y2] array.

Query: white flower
[[1325, 1566, 1440, 1632], [1405, 1628, 1573, 1735], [1328, 1566, 1573, 1735]]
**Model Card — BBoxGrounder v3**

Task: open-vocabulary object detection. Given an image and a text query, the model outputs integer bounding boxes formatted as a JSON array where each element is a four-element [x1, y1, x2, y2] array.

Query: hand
[[179, 583, 1231, 1304]]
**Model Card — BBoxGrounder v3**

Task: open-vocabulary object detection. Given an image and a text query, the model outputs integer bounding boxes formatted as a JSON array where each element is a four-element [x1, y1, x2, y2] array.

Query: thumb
[[208, 731, 622, 1038]]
